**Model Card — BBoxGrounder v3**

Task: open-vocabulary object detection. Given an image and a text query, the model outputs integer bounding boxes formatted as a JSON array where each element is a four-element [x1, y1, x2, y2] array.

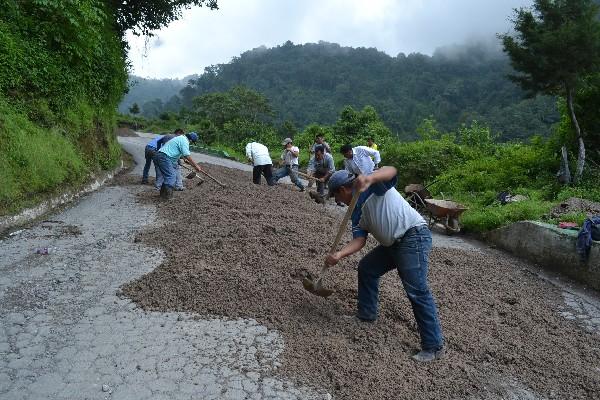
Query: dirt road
[[119, 135, 600, 399], [2, 135, 599, 399]]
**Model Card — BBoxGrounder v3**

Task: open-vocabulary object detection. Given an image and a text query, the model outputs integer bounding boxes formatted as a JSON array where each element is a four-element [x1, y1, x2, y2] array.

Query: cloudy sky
[[126, 0, 534, 79]]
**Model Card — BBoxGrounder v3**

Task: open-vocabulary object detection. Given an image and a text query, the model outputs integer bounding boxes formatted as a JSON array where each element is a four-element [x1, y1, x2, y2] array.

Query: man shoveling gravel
[[325, 167, 444, 362]]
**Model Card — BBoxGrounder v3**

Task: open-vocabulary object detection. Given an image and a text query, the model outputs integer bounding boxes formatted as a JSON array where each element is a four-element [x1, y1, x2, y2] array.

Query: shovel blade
[[302, 276, 334, 298]]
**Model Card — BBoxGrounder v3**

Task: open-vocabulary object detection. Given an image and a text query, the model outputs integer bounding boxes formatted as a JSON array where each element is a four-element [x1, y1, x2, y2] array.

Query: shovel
[[181, 164, 226, 187], [185, 170, 205, 186], [302, 189, 361, 297]]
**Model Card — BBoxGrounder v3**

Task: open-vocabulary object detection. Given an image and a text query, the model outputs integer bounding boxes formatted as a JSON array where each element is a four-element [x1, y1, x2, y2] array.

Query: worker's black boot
[[166, 185, 174, 200], [159, 184, 171, 200]]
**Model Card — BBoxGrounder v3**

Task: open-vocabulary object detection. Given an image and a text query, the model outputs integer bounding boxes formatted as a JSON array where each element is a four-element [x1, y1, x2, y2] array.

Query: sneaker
[[141, 180, 148, 184], [411, 347, 445, 362], [299, 187, 305, 192], [341, 314, 376, 323], [175, 187, 186, 191], [308, 191, 324, 204]]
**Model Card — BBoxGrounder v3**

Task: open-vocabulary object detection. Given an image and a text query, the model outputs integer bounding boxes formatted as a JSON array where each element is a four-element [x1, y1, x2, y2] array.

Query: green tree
[[129, 102, 140, 115], [129, 102, 140, 129], [333, 105, 392, 147], [458, 120, 496, 151], [500, 0, 600, 181], [278, 120, 298, 139], [191, 86, 272, 130], [110, 0, 218, 35], [416, 118, 441, 140]]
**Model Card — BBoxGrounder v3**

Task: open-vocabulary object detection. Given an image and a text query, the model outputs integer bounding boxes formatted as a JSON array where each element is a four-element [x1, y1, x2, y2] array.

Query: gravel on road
[[122, 164, 600, 400]]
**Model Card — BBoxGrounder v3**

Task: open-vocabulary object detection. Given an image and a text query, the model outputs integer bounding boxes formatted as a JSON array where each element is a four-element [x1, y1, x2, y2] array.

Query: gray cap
[[282, 137, 293, 145], [327, 170, 355, 197]]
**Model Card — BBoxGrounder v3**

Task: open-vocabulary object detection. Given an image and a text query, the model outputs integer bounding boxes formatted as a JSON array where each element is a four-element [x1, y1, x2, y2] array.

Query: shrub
[[382, 138, 467, 186]]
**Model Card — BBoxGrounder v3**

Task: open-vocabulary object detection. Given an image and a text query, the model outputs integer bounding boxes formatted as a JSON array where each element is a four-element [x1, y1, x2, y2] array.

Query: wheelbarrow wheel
[[444, 216, 461, 235]]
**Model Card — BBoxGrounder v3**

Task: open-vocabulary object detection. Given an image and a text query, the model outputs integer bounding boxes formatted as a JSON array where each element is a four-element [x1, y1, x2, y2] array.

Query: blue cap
[[186, 132, 198, 143], [327, 170, 355, 197]]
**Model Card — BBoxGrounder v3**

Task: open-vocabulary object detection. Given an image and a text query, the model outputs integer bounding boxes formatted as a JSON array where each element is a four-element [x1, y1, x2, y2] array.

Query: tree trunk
[[566, 85, 585, 182], [557, 146, 571, 184]]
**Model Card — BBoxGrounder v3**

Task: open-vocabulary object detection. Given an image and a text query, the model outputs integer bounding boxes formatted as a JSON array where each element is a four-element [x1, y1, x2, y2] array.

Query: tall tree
[[110, 0, 218, 35], [129, 102, 140, 129], [500, 0, 600, 181], [129, 102, 140, 115]]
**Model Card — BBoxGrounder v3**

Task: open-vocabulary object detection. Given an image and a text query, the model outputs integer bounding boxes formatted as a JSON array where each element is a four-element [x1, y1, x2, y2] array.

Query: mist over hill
[[121, 41, 559, 140], [118, 75, 198, 114]]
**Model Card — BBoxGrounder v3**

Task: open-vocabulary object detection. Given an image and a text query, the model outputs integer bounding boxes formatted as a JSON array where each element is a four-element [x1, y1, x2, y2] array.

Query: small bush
[[460, 200, 554, 232], [383, 138, 467, 186]]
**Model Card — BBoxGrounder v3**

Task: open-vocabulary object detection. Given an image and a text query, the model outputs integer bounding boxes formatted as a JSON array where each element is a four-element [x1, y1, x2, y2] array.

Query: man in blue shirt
[[153, 130, 204, 200], [325, 167, 444, 362], [153, 131, 192, 191]]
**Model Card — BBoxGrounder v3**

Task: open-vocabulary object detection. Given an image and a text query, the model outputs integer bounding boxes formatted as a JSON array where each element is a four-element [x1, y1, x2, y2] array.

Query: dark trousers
[[253, 164, 275, 185], [313, 169, 330, 195], [357, 225, 443, 351], [142, 146, 156, 183]]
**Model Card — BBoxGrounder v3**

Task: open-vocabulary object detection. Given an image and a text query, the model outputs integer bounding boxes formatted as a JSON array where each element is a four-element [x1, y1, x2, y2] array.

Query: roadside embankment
[[0, 161, 124, 237], [486, 221, 600, 289]]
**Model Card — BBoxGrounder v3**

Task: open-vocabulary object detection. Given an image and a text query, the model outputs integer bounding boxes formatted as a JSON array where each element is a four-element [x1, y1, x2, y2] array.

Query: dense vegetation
[[125, 41, 560, 141], [0, 0, 217, 215], [0, 1, 127, 215], [137, 81, 599, 234]]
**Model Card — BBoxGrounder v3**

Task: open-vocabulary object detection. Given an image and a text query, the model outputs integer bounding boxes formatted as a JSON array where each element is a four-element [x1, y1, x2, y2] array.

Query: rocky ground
[[2, 135, 599, 400], [121, 163, 600, 400], [551, 197, 600, 219]]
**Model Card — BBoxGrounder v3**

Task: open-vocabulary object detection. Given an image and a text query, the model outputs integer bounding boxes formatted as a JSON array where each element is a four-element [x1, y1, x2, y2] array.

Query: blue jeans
[[154, 157, 183, 190], [153, 152, 177, 189], [273, 165, 304, 189], [357, 225, 443, 351], [142, 146, 156, 183]]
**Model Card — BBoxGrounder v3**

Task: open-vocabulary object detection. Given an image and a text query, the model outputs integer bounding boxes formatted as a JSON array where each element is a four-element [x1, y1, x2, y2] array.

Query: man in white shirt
[[340, 144, 381, 176], [325, 167, 444, 362], [245, 142, 275, 185], [273, 138, 305, 191]]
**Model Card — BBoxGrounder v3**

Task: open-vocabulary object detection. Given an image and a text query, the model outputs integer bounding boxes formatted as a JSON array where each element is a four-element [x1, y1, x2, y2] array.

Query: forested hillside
[[126, 41, 559, 141], [118, 75, 197, 116]]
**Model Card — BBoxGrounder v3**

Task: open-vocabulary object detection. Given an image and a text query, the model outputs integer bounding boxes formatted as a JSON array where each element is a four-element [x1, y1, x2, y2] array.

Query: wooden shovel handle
[[296, 171, 316, 181], [197, 169, 226, 187], [328, 189, 361, 255], [181, 163, 226, 187]]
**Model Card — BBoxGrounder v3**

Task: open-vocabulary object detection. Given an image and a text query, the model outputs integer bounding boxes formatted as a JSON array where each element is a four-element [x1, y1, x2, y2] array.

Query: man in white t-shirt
[[273, 138, 305, 191], [325, 167, 444, 363], [246, 142, 275, 185]]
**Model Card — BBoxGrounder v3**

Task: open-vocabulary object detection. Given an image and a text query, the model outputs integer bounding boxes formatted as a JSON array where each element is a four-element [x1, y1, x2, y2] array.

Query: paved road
[[1, 134, 599, 400], [0, 137, 327, 399]]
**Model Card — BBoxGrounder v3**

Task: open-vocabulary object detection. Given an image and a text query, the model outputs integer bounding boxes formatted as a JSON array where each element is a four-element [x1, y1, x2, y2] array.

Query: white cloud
[[126, 0, 533, 78]]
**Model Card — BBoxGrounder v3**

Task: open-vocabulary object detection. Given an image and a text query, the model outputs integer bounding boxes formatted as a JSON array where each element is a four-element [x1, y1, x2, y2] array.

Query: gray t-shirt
[[352, 175, 426, 246]]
